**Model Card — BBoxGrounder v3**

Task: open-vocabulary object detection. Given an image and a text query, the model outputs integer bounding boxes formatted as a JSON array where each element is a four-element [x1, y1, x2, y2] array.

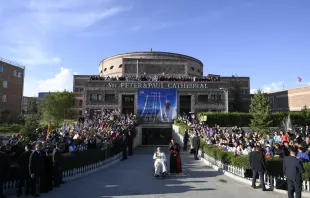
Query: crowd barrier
[[172, 124, 310, 194]]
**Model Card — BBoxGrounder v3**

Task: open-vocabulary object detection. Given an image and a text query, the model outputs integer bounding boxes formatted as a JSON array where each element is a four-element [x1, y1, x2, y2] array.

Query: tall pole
[[136, 59, 139, 78], [225, 90, 229, 112]]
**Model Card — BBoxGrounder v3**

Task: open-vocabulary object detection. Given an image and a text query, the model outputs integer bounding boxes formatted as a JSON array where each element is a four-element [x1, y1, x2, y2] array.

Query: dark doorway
[[122, 95, 135, 114], [142, 128, 172, 145], [179, 95, 191, 114]]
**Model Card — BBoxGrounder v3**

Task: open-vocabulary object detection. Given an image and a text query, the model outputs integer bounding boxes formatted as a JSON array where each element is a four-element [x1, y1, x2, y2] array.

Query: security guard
[[283, 148, 305, 198]]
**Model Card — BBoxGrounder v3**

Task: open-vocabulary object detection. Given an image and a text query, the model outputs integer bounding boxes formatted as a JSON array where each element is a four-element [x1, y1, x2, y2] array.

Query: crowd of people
[[179, 113, 309, 160], [179, 113, 309, 196], [0, 109, 138, 198], [89, 75, 220, 82]]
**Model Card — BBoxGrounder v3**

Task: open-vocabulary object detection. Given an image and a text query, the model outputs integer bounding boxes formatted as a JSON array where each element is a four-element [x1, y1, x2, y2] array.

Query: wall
[[133, 125, 142, 148], [99, 52, 203, 77], [267, 85, 310, 112]]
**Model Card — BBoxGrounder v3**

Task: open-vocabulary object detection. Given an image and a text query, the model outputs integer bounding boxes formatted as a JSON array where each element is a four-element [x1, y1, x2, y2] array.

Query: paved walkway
[[38, 147, 284, 198]]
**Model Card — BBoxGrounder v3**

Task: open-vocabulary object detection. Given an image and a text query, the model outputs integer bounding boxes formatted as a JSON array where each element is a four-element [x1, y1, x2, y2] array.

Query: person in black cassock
[[0, 146, 10, 198], [249, 146, 267, 191], [192, 132, 200, 160], [183, 130, 189, 151], [283, 148, 305, 198], [17, 144, 32, 197], [121, 133, 128, 161], [169, 139, 182, 174], [29, 142, 45, 197], [127, 131, 133, 156]]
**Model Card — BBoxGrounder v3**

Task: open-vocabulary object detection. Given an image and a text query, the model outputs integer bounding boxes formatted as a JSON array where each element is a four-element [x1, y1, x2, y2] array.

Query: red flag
[[297, 76, 302, 82]]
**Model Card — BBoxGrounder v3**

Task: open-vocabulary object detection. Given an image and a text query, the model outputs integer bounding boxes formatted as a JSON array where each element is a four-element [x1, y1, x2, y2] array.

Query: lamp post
[[219, 88, 229, 113]]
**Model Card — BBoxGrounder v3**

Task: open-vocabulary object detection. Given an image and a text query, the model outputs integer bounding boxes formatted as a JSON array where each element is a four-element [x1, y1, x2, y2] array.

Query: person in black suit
[[192, 132, 200, 160], [127, 131, 133, 156], [52, 143, 65, 187], [121, 133, 128, 160], [249, 146, 267, 191], [283, 148, 305, 198], [183, 130, 189, 151], [0, 146, 10, 198], [17, 144, 32, 197], [29, 142, 45, 197]]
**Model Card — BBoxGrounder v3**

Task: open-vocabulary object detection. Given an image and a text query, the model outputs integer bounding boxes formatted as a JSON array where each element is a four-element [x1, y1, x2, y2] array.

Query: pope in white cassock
[[157, 100, 177, 122], [153, 147, 167, 177]]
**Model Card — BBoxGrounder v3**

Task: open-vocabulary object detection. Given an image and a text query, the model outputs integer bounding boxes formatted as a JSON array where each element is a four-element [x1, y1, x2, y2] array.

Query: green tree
[[18, 113, 26, 125], [27, 98, 39, 115], [249, 89, 272, 134], [20, 115, 40, 143], [301, 105, 310, 125], [40, 91, 75, 127], [0, 109, 12, 124]]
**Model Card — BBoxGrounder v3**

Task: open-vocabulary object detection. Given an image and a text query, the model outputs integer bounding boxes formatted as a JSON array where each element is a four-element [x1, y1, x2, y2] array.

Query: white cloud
[[251, 81, 284, 94], [262, 81, 284, 93], [0, 0, 131, 69], [24, 67, 76, 96], [0, 0, 131, 96], [250, 89, 257, 94]]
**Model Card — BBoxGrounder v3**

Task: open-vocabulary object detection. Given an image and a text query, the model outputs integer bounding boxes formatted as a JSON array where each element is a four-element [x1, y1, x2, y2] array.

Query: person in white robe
[[157, 100, 177, 122], [153, 147, 167, 176]]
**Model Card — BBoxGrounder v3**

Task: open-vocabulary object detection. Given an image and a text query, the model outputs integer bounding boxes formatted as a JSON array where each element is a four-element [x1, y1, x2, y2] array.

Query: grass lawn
[[0, 132, 18, 136]]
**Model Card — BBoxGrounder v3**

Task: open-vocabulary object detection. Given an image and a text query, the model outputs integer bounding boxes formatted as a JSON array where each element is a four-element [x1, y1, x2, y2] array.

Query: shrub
[[0, 124, 21, 134], [196, 112, 308, 127]]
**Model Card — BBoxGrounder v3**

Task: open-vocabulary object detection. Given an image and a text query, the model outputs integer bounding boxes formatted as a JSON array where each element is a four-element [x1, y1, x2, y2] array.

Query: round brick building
[[99, 51, 204, 77]]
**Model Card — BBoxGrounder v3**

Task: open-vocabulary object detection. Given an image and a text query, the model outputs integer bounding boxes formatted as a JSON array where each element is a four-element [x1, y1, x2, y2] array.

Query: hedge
[[0, 124, 21, 134], [174, 122, 310, 181], [196, 112, 308, 127]]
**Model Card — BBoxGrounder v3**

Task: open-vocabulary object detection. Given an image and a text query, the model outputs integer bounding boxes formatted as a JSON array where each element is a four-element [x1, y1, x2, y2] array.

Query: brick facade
[[268, 85, 310, 111], [0, 58, 25, 119]]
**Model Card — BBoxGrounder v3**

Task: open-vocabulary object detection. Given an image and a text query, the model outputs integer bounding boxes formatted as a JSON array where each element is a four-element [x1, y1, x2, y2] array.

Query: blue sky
[[0, 0, 309, 96]]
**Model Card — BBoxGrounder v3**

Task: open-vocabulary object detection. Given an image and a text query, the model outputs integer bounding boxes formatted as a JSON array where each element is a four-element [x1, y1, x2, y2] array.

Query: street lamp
[[219, 88, 229, 113]]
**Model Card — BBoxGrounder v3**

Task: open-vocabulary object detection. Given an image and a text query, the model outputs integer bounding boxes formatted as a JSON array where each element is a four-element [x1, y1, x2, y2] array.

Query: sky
[[0, 0, 309, 97]]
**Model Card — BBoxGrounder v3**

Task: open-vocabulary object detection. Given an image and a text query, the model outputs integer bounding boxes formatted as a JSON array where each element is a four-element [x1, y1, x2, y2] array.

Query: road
[[38, 147, 284, 198]]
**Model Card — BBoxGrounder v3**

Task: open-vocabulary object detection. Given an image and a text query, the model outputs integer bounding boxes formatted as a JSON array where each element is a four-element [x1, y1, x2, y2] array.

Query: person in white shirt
[[153, 147, 167, 177], [157, 100, 177, 122]]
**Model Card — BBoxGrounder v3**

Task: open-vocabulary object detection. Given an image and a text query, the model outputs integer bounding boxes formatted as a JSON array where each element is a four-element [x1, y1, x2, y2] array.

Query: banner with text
[[137, 88, 178, 122]]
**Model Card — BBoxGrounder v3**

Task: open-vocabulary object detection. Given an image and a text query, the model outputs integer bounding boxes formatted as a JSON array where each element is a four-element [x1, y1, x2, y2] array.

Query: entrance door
[[122, 95, 135, 114], [142, 128, 172, 145], [179, 95, 191, 114]]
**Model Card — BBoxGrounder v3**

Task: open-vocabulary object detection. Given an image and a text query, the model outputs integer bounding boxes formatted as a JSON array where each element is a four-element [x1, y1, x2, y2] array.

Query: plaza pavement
[[38, 147, 284, 198]]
